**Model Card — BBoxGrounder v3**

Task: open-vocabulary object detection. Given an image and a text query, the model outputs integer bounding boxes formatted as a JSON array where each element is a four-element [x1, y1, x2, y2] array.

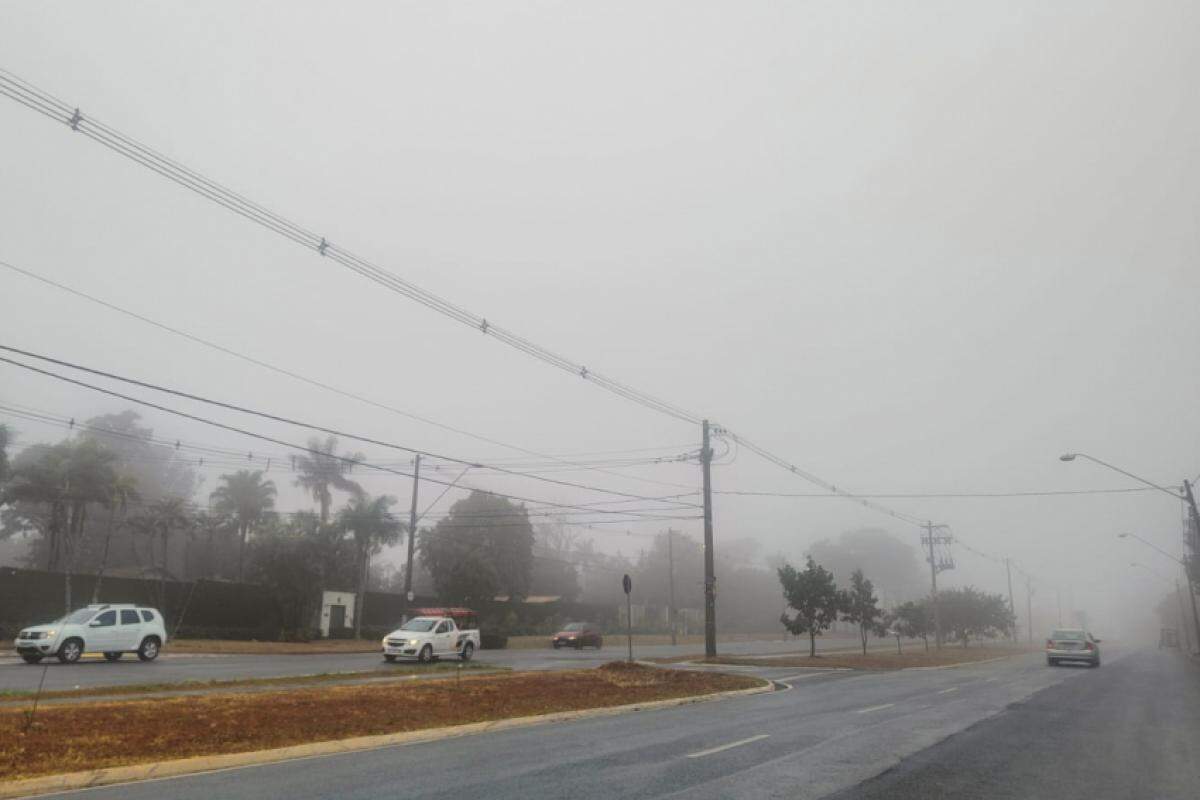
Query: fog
[[2, 1, 1198, 639]]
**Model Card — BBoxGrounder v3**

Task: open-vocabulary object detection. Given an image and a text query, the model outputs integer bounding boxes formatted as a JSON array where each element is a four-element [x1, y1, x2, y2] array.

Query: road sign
[[622, 574, 633, 662], [623, 574, 632, 595], [406, 590, 414, 603]]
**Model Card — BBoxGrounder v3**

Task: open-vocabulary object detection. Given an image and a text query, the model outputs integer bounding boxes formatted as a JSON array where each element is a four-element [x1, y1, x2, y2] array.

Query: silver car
[[1045, 628, 1101, 667]]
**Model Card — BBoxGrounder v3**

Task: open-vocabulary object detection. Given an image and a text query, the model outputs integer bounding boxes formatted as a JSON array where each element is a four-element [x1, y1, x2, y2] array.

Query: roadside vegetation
[[707, 645, 1036, 671], [0, 663, 761, 781]]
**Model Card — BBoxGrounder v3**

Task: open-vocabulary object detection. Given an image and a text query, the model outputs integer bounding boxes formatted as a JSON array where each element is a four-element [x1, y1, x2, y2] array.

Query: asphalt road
[[29, 646, 1183, 800], [0, 636, 887, 693], [828, 647, 1200, 800]]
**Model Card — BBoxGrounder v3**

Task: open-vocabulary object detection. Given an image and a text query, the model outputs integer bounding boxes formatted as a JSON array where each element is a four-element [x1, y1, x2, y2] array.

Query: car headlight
[[44, 630, 56, 638], [409, 639, 419, 646]]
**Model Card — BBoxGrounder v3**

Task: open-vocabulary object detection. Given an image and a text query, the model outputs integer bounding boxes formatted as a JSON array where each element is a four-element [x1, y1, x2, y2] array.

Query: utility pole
[[701, 420, 717, 658], [1024, 576, 1035, 645], [667, 529, 677, 646], [1056, 588, 1062, 627], [1181, 481, 1200, 652], [1176, 580, 1194, 654], [1005, 558, 1017, 643], [403, 454, 421, 602], [924, 521, 942, 649]]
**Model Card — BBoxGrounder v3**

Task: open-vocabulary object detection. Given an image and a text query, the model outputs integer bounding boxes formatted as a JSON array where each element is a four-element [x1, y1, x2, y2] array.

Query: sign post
[[623, 573, 633, 663]]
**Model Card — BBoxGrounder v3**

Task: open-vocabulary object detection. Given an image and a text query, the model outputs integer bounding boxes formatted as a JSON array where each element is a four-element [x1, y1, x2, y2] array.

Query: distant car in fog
[[552, 622, 602, 649], [1046, 628, 1101, 667]]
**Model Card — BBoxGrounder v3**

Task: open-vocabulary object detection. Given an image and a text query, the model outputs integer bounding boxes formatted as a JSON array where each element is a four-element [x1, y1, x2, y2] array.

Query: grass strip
[[0, 663, 761, 781], [0, 661, 493, 701]]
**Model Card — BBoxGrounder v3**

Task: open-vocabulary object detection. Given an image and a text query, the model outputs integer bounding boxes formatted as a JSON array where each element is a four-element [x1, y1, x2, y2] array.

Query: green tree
[[337, 492, 403, 638], [0, 423, 11, 490], [841, 568, 884, 655], [418, 491, 535, 605], [210, 470, 277, 580], [129, 496, 192, 612], [940, 586, 1015, 647], [293, 436, 363, 525], [246, 520, 328, 639], [778, 556, 843, 656], [893, 598, 933, 651], [808, 528, 923, 606], [91, 472, 140, 602]]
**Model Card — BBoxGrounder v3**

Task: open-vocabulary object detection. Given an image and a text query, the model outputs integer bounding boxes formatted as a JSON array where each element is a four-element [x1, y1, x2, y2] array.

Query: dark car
[[552, 622, 602, 649]]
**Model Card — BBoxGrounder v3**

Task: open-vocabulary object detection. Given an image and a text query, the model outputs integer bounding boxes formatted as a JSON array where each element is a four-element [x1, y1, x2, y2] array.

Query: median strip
[[0, 662, 766, 789]]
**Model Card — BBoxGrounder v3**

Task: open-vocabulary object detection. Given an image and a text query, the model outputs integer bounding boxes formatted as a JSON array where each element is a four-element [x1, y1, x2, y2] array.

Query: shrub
[[480, 631, 508, 649]]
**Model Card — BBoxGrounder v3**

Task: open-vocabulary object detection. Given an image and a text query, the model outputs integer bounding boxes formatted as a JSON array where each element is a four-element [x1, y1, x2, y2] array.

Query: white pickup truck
[[382, 614, 479, 663]]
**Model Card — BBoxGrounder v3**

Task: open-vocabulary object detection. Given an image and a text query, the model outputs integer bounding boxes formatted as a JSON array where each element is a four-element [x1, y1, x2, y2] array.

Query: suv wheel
[[58, 638, 83, 664], [384, 654, 397, 663], [104, 652, 122, 662], [418, 644, 433, 663], [460, 642, 474, 662], [137, 637, 161, 662]]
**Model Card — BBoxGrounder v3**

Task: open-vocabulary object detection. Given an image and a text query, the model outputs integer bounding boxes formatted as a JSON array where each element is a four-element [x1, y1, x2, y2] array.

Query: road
[[25, 646, 1197, 799], [0, 636, 881, 693]]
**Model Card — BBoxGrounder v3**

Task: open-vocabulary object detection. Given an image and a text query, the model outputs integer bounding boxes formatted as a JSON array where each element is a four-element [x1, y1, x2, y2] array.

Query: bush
[[480, 631, 508, 650]]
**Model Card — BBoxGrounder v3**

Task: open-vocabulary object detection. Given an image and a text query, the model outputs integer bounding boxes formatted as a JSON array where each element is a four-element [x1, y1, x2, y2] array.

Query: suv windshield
[[59, 608, 99, 625], [400, 618, 438, 632]]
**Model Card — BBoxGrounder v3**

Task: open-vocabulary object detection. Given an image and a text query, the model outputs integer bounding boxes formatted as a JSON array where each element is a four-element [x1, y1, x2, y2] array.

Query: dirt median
[[0, 662, 762, 782]]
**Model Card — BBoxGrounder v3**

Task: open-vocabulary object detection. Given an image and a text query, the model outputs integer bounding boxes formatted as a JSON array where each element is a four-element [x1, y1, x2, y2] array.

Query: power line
[[0, 344, 700, 510], [0, 70, 703, 426], [0, 353, 702, 523], [713, 487, 1164, 499], [0, 257, 699, 492]]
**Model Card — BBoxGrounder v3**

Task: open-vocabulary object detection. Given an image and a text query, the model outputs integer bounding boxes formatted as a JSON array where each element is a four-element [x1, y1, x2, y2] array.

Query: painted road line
[[686, 734, 771, 758], [855, 703, 896, 714], [775, 672, 835, 682], [937, 687, 959, 694]]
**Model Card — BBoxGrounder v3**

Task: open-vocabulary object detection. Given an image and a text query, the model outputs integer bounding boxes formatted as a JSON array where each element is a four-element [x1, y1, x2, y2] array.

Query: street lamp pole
[[1060, 453, 1200, 653]]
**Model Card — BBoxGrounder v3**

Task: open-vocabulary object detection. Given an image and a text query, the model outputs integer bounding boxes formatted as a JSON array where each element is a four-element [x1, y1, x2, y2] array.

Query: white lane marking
[[984, 677, 998, 682], [937, 687, 959, 694], [686, 734, 770, 758], [855, 703, 895, 714], [775, 672, 835, 682]]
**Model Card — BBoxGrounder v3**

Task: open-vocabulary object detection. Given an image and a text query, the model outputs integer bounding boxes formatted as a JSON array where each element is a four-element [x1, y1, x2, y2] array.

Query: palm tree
[[337, 493, 403, 638], [91, 472, 140, 602], [294, 436, 363, 525], [131, 496, 192, 611], [4, 438, 116, 611], [210, 470, 277, 580]]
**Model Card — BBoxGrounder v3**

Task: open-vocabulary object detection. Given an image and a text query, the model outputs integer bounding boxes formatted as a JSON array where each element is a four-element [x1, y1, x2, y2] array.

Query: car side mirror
[[89, 620, 103, 627]]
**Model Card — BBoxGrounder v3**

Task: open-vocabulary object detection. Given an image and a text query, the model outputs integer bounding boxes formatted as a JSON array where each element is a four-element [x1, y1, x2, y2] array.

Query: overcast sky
[[2, 1, 1198, 630]]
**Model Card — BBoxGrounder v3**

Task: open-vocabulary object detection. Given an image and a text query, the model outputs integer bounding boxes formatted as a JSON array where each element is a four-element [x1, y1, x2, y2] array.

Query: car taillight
[[1083, 642, 1093, 651]]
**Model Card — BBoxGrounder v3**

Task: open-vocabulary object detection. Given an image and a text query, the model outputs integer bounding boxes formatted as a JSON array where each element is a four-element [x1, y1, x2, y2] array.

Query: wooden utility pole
[[924, 522, 942, 648], [403, 454, 421, 601], [1175, 580, 1193, 654], [1181, 481, 1200, 652], [701, 420, 716, 658], [1005, 558, 1017, 642], [1025, 576, 1035, 645], [667, 529, 677, 646]]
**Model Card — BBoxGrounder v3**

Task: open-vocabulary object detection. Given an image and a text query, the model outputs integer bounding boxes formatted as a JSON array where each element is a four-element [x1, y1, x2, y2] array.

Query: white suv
[[14, 604, 167, 664]]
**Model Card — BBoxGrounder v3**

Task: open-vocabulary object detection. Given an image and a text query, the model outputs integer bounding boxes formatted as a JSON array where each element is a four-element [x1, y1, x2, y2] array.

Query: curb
[[903, 654, 1014, 670], [0, 681, 771, 799]]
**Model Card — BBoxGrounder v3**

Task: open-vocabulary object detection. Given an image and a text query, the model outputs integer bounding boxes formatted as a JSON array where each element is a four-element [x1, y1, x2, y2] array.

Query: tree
[[336, 492, 403, 638], [418, 491, 535, 605], [210, 470, 277, 580], [0, 422, 11, 490], [293, 436, 363, 524], [2, 438, 117, 611], [246, 522, 328, 639], [893, 599, 933, 651], [841, 568, 884, 655], [778, 556, 843, 656], [939, 586, 1015, 647], [91, 472, 140, 602], [129, 496, 192, 612]]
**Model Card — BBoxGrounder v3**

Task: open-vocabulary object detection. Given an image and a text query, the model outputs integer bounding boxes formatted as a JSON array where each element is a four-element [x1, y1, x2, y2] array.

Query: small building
[[319, 590, 356, 637]]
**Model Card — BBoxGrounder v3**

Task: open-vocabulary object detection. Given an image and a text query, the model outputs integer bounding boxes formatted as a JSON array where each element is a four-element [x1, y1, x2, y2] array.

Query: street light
[[1118, 533, 1200, 652], [1057, 453, 1182, 499]]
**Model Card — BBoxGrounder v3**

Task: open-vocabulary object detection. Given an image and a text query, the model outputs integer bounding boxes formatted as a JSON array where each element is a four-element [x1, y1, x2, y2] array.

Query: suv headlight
[[409, 639, 419, 646], [43, 630, 56, 638]]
